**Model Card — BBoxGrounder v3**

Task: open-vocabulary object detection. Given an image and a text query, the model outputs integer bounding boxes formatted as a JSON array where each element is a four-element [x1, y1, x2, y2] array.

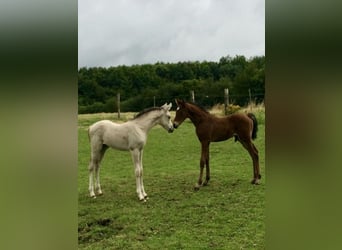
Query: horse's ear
[[161, 103, 167, 109], [161, 103, 172, 111], [175, 99, 184, 107]]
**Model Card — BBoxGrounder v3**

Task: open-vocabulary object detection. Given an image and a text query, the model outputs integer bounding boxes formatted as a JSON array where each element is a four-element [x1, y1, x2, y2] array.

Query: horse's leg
[[88, 139, 103, 198], [240, 139, 260, 184], [94, 145, 108, 195], [203, 142, 211, 186], [88, 160, 96, 197], [88, 142, 105, 197], [252, 143, 261, 181], [195, 141, 209, 190], [131, 148, 145, 201], [139, 150, 148, 199]]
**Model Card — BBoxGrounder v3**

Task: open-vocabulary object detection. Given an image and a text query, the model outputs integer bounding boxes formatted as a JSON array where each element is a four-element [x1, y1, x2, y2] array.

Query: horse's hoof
[[251, 179, 261, 185], [194, 185, 200, 191], [139, 196, 147, 202]]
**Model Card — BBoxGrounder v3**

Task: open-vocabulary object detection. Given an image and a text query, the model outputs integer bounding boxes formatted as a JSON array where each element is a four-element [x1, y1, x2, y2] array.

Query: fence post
[[117, 93, 120, 119], [190, 90, 195, 103], [248, 88, 252, 111], [249, 88, 252, 102], [224, 88, 229, 115]]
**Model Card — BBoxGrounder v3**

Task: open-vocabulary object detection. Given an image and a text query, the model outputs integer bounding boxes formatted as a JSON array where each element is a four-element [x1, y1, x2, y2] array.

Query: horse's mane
[[186, 102, 210, 114], [133, 107, 162, 119]]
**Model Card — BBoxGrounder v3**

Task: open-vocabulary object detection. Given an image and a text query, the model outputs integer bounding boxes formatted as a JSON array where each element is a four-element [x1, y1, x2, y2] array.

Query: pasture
[[78, 110, 265, 249]]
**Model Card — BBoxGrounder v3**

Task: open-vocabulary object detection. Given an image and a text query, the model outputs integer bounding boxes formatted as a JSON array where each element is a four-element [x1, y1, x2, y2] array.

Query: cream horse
[[88, 103, 174, 201]]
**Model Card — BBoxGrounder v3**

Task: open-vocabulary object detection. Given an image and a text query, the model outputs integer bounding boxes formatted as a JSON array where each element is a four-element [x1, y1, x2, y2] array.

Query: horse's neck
[[188, 106, 210, 126], [133, 112, 159, 133]]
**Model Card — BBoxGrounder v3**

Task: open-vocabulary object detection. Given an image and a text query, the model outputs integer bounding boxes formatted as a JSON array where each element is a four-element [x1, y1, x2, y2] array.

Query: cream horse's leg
[[139, 150, 148, 199], [89, 141, 107, 198], [94, 145, 108, 195], [88, 167, 95, 198], [131, 148, 145, 201]]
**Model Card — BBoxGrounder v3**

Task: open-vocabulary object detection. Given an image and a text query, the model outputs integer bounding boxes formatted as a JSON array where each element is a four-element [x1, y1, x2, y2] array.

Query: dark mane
[[187, 102, 210, 114], [133, 107, 162, 119]]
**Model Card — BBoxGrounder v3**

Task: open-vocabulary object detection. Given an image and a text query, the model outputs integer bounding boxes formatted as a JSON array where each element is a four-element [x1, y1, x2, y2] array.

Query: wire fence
[[79, 89, 264, 114]]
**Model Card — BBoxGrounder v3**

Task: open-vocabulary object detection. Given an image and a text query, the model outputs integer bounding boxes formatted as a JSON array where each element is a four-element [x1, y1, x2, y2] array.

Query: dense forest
[[78, 55, 265, 113]]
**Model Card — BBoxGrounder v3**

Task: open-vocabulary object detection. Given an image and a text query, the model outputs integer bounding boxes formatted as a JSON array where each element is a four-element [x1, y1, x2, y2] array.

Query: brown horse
[[173, 99, 261, 189]]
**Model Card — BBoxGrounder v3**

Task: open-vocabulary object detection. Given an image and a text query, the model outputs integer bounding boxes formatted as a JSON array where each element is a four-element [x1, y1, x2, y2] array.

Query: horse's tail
[[247, 113, 258, 140]]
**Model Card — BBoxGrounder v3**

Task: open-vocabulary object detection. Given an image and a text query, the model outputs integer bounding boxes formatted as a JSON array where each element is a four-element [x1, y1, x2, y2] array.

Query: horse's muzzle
[[168, 127, 174, 133], [173, 123, 178, 129]]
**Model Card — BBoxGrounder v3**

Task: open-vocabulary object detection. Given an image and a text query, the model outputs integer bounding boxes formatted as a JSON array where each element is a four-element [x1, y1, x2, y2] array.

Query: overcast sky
[[78, 0, 264, 68]]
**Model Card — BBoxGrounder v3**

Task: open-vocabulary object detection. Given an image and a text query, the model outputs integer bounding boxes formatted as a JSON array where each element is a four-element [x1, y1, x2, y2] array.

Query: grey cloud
[[78, 0, 264, 67]]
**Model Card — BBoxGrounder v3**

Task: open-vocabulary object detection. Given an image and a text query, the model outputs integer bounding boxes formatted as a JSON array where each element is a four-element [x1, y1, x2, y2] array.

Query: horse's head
[[173, 99, 188, 129], [159, 103, 174, 133]]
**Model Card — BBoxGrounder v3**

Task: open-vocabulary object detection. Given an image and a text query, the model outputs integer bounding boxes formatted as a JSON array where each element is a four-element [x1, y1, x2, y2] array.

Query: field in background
[[78, 106, 265, 249]]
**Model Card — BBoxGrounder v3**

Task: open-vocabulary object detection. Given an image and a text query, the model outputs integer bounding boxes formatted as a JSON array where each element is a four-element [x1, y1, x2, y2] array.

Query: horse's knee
[[135, 168, 142, 177], [88, 162, 95, 171]]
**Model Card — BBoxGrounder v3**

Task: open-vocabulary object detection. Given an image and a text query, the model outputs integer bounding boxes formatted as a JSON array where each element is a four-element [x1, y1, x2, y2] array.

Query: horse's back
[[89, 120, 115, 136]]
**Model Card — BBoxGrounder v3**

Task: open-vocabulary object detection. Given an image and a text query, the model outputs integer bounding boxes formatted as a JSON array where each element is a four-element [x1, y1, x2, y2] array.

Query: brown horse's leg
[[240, 140, 260, 184], [203, 142, 210, 186], [252, 143, 261, 181], [195, 141, 209, 190]]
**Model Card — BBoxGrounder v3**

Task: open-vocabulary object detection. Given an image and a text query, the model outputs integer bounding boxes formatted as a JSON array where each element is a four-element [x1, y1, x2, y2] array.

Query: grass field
[[78, 110, 265, 249]]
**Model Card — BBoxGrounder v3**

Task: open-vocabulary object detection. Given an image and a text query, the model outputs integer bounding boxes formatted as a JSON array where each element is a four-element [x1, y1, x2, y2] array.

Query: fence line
[[79, 89, 264, 114], [113, 89, 264, 115]]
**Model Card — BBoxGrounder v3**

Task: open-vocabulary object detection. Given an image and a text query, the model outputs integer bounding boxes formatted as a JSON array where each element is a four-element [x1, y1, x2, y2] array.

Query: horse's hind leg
[[240, 139, 260, 184], [88, 161, 96, 197], [94, 145, 108, 196], [88, 138, 107, 198]]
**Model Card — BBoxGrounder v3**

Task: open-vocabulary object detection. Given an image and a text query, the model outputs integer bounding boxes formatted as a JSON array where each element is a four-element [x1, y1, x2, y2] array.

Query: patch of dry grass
[[209, 102, 265, 116]]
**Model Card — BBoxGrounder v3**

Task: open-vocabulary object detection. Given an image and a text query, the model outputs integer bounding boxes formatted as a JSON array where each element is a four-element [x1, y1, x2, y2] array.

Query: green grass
[[78, 113, 265, 249]]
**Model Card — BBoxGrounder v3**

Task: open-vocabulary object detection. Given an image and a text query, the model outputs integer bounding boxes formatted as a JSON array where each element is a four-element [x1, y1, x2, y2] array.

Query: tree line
[[78, 55, 265, 113]]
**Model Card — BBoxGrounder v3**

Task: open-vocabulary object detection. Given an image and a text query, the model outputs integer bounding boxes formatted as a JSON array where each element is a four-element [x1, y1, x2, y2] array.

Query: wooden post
[[249, 88, 252, 104], [190, 90, 195, 103], [224, 88, 229, 115], [117, 93, 120, 119], [248, 88, 252, 111]]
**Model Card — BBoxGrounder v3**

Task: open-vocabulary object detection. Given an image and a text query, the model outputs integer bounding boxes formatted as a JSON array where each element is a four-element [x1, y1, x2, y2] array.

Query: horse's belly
[[211, 130, 232, 142], [103, 130, 130, 151], [212, 135, 230, 142]]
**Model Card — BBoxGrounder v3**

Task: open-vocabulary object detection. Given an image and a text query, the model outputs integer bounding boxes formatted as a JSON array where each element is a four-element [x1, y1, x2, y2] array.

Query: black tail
[[247, 113, 258, 140]]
